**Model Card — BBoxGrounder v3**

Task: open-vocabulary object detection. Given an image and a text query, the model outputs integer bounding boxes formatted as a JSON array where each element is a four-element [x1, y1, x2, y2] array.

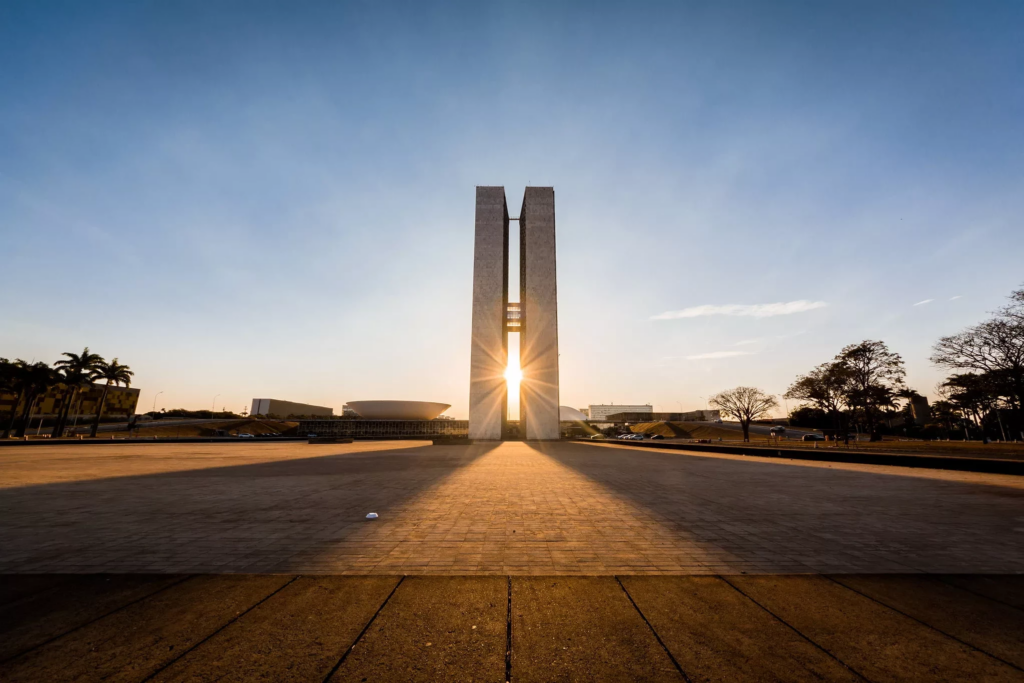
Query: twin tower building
[[469, 187, 560, 440]]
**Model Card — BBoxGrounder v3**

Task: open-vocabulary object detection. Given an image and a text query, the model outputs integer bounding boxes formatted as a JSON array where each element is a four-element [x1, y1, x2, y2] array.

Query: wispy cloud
[[949, 295, 962, 301], [734, 339, 761, 346], [913, 299, 934, 306], [651, 300, 827, 320], [686, 351, 756, 360]]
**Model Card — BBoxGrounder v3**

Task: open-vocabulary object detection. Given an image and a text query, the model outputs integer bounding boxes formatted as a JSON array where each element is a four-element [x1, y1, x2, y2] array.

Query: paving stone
[[152, 576, 398, 682], [0, 575, 69, 607], [620, 575, 860, 682], [331, 576, 506, 682], [831, 574, 1024, 670], [0, 574, 184, 662], [511, 576, 683, 682], [938, 574, 1024, 610], [728, 575, 1024, 682], [0, 574, 291, 682]]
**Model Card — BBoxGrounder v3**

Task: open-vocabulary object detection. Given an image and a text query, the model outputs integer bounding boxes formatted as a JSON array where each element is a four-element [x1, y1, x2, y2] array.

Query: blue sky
[[2, 1, 1022, 418]]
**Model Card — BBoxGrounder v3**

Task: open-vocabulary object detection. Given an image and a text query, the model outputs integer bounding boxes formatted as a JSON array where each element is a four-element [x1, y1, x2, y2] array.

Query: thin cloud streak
[[950, 295, 963, 300], [913, 299, 934, 306], [652, 301, 828, 320], [686, 351, 756, 360]]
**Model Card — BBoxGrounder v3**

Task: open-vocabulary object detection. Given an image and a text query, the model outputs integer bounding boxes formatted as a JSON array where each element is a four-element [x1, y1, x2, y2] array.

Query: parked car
[[237, 433, 254, 438], [801, 434, 825, 441], [769, 426, 786, 435], [650, 434, 665, 440], [590, 434, 606, 440], [307, 433, 318, 438], [713, 418, 722, 424]]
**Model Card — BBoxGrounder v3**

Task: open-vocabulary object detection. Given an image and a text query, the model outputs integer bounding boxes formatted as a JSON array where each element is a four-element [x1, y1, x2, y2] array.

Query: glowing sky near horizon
[[2, 1, 1022, 418]]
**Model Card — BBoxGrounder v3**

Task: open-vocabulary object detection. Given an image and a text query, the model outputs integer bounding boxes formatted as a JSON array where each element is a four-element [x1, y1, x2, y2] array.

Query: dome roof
[[346, 401, 451, 420], [559, 406, 589, 421]]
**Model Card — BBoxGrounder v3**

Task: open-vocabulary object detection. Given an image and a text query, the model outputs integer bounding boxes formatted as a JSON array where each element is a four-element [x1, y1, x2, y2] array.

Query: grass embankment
[[103, 419, 298, 438], [749, 438, 1024, 461], [627, 421, 1024, 460], [629, 421, 772, 441]]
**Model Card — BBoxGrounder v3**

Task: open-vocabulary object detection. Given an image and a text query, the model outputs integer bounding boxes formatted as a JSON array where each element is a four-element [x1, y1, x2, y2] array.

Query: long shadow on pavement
[[533, 440, 1024, 574], [0, 442, 499, 574]]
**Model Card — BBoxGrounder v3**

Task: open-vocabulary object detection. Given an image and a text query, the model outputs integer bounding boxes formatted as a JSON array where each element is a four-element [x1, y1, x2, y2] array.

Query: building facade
[[588, 404, 653, 422], [0, 383, 139, 421], [298, 419, 468, 439], [603, 410, 721, 423], [250, 398, 333, 418], [469, 186, 560, 440]]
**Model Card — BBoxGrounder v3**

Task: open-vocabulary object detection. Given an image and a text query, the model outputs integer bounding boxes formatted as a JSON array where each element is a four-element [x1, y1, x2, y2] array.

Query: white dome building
[[346, 401, 451, 420], [559, 406, 589, 422]]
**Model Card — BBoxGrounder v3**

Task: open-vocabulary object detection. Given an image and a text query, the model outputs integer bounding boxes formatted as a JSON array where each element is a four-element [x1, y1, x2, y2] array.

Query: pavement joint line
[[716, 575, 874, 683], [933, 576, 1024, 614], [505, 575, 513, 683], [614, 575, 691, 683], [0, 574, 195, 666], [320, 574, 405, 683], [825, 575, 1024, 673], [138, 574, 300, 683]]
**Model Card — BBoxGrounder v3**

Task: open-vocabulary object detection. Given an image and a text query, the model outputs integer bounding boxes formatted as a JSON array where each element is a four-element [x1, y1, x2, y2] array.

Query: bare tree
[[931, 307, 1024, 411], [709, 387, 778, 442]]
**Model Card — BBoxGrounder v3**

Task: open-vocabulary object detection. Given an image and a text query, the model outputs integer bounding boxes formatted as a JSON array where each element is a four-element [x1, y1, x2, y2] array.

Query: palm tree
[[89, 359, 134, 438], [52, 348, 104, 437], [1, 360, 57, 438], [1, 358, 16, 438], [13, 362, 59, 438]]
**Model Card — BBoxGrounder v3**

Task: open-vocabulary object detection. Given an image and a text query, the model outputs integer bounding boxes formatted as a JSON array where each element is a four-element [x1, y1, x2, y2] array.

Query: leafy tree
[[89, 359, 134, 438], [788, 405, 831, 429], [932, 284, 1024, 411], [835, 340, 906, 438], [784, 361, 850, 429], [929, 400, 962, 436], [52, 347, 105, 437], [709, 387, 778, 442]]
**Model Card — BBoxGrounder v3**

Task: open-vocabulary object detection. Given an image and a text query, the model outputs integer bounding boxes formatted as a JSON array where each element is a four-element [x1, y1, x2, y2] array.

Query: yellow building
[[0, 383, 140, 420]]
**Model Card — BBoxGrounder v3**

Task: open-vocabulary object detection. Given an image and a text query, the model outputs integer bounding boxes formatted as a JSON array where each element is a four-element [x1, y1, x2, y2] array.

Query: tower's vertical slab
[[519, 187, 560, 440], [468, 187, 509, 440]]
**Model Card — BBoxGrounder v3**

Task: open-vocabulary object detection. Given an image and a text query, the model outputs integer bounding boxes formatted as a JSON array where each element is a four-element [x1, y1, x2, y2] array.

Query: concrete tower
[[469, 186, 559, 440]]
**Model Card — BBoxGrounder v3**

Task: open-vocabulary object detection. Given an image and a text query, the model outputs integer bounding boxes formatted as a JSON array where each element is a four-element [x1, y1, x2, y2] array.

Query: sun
[[504, 364, 523, 386]]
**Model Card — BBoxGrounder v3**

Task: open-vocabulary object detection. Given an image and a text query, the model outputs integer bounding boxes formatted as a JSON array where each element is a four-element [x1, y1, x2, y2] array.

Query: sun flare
[[504, 363, 523, 386]]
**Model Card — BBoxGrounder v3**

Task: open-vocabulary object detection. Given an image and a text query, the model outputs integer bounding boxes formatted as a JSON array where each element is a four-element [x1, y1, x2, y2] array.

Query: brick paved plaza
[[1, 440, 1022, 574], [3, 441, 1024, 681]]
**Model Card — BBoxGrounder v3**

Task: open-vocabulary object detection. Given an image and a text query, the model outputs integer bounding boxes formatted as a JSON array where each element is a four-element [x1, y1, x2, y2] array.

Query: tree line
[[709, 284, 1023, 442], [0, 348, 133, 439]]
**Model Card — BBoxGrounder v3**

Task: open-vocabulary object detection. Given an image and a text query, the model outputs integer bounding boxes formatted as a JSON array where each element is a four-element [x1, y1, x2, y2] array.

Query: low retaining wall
[[577, 438, 1024, 476]]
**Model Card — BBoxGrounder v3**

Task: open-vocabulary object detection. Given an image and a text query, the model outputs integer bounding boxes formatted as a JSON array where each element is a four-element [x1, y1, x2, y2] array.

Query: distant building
[[577, 407, 590, 419], [0, 383, 139, 420], [604, 410, 720, 423], [250, 398, 333, 418], [909, 396, 930, 426], [588, 404, 652, 421]]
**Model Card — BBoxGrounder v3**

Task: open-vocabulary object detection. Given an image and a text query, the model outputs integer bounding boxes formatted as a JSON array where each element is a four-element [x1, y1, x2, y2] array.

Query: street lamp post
[[212, 394, 221, 414], [152, 391, 164, 413]]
